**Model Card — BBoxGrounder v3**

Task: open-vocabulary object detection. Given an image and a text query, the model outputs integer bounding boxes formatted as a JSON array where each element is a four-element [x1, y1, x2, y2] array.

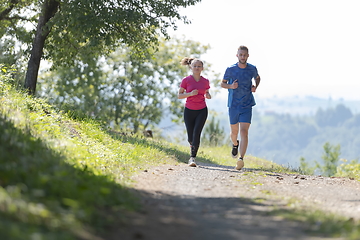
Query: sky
[[170, 0, 360, 100]]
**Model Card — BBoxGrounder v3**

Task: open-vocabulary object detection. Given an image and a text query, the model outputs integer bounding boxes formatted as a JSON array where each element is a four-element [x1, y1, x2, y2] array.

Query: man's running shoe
[[188, 157, 197, 167], [231, 140, 239, 158], [235, 157, 244, 170]]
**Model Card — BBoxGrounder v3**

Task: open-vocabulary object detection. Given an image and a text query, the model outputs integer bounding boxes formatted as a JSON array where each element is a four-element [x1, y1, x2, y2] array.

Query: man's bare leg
[[239, 122, 251, 159], [230, 123, 239, 146]]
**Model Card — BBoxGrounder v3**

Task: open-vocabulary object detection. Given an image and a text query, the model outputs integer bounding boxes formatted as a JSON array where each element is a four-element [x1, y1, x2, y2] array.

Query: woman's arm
[[205, 89, 211, 99], [178, 87, 198, 99]]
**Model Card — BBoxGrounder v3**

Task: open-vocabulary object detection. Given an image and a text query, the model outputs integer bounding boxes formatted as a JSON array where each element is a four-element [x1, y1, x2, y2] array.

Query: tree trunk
[[24, 0, 59, 95]]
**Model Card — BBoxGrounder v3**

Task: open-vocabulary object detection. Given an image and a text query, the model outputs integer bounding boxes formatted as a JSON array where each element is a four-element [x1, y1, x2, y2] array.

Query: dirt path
[[114, 161, 360, 240]]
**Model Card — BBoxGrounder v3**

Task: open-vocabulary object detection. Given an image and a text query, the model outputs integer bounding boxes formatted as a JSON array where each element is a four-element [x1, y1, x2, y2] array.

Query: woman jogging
[[178, 57, 211, 167]]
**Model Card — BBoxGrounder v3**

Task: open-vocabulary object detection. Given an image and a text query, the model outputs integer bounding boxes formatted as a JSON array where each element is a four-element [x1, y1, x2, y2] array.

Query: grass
[[0, 81, 180, 239], [199, 146, 300, 173], [1, 76, 360, 239], [270, 206, 360, 240]]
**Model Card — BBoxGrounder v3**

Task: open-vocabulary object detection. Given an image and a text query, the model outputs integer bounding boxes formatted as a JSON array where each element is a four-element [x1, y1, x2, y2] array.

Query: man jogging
[[221, 45, 260, 170]]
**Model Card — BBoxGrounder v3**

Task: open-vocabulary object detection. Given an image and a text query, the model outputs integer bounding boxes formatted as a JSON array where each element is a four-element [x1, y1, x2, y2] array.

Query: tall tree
[[24, 0, 59, 95], [0, 0, 202, 95]]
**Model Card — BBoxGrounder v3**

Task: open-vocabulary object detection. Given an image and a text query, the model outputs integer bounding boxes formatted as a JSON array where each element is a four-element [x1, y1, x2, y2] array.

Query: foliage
[[315, 142, 341, 177], [272, 207, 360, 240], [337, 159, 360, 179], [299, 157, 315, 175], [300, 142, 341, 177], [45, 0, 202, 66], [201, 115, 226, 147], [38, 37, 214, 133], [0, 79, 182, 239], [0, 64, 17, 91], [1, 0, 202, 93]]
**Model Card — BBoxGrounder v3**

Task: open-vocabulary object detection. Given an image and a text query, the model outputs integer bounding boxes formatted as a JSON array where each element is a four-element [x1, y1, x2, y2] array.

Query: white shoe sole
[[189, 162, 197, 167], [235, 160, 244, 170]]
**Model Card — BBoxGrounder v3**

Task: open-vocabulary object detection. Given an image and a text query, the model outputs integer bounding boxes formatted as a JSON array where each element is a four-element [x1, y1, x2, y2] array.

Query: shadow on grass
[[0, 115, 138, 240], [107, 132, 215, 164], [107, 132, 226, 167], [107, 131, 293, 176]]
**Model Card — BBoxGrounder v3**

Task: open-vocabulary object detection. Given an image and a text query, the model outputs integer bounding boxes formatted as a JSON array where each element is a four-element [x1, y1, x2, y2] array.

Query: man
[[221, 45, 260, 170]]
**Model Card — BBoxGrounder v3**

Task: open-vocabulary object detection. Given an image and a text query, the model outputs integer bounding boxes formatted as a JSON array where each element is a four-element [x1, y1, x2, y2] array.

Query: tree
[[201, 116, 226, 147], [0, 0, 202, 95], [38, 37, 214, 133], [315, 142, 341, 177], [299, 157, 315, 175]]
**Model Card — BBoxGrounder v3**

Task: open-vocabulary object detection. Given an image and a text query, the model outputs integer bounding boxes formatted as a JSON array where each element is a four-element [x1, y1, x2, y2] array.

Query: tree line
[[38, 37, 217, 133], [197, 102, 360, 175], [246, 103, 360, 167]]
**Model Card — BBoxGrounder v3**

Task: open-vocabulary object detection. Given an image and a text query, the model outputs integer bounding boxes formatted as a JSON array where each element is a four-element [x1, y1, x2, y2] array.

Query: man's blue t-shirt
[[223, 63, 258, 109]]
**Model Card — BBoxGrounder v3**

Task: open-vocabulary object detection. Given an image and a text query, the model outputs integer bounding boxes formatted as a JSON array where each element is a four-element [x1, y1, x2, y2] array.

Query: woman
[[178, 57, 211, 167]]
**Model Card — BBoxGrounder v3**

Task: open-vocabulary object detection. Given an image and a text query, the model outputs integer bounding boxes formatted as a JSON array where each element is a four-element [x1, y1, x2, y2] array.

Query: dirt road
[[114, 161, 360, 240]]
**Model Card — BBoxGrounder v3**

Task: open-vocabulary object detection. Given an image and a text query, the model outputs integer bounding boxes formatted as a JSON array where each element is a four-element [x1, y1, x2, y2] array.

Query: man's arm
[[252, 75, 261, 92], [254, 75, 260, 88], [221, 79, 238, 89]]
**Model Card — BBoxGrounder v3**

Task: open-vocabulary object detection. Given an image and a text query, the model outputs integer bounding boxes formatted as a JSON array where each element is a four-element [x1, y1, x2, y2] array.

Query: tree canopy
[[0, 0, 202, 94], [38, 37, 214, 133]]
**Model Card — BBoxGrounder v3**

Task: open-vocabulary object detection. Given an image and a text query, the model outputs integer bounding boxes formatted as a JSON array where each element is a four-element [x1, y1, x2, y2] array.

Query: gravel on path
[[113, 161, 360, 240]]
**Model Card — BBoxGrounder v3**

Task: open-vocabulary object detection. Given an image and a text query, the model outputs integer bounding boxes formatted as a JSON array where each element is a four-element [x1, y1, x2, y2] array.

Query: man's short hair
[[238, 45, 249, 53]]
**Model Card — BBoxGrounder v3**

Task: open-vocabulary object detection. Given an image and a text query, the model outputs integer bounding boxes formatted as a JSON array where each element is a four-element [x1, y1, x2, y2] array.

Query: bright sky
[[171, 0, 360, 100]]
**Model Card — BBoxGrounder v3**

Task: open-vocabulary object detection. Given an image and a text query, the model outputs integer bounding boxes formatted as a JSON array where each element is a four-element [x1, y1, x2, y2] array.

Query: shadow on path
[[114, 186, 332, 240]]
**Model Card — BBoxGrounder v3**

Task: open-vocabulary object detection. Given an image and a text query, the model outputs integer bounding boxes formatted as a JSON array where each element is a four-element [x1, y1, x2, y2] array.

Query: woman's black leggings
[[184, 107, 208, 157]]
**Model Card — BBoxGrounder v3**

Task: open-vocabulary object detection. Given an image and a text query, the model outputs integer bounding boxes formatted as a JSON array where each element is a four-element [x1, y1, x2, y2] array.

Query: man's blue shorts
[[229, 107, 252, 125]]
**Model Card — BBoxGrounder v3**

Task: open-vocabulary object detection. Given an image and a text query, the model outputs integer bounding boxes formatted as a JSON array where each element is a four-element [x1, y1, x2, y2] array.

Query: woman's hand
[[205, 92, 211, 99], [190, 89, 198, 96]]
